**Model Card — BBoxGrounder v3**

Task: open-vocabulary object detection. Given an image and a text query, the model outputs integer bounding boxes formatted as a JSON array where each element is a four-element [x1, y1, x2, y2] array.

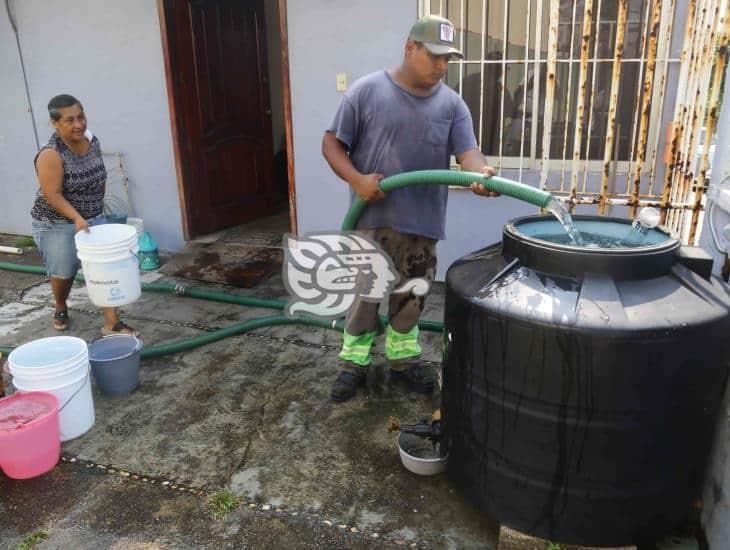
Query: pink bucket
[[0, 391, 60, 479]]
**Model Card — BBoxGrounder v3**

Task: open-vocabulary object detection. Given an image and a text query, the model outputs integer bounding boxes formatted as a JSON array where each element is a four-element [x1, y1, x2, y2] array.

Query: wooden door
[[163, 0, 283, 237]]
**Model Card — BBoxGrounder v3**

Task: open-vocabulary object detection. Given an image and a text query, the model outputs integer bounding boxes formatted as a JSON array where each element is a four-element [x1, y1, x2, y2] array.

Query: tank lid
[[503, 215, 680, 279]]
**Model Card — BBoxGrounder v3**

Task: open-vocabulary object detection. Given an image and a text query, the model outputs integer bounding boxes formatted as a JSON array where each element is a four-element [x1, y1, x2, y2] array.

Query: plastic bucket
[[14, 369, 95, 442], [0, 391, 60, 479], [9, 336, 95, 442], [9, 336, 88, 385], [126, 217, 144, 237], [75, 224, 141, 307], [89, 335, 142, 396], [9, 336, 89, 388]]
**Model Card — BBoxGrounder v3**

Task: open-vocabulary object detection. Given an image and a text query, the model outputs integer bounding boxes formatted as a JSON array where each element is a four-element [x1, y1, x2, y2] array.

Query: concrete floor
[[0, 239, 639, 550]]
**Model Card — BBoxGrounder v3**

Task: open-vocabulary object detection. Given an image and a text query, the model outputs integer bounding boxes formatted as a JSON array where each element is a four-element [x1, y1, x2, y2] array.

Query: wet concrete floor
[[0, 240, 634, 550]]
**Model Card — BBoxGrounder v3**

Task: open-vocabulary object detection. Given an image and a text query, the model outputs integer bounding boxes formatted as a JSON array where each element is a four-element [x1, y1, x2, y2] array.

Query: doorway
[[159, 0, 292, 239]]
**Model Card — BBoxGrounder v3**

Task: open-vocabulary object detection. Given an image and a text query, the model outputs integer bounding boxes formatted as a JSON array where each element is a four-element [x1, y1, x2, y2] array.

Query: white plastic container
[[126, 217, 144, 238], [75, 224, 141, 307], [8, 337, 95, 441], [397, 432, 447, 476]]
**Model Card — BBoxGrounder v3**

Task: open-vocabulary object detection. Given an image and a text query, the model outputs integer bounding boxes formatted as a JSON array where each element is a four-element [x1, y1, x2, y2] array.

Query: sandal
[[53, 310, 69, 331], [101, 321, 140, 337]]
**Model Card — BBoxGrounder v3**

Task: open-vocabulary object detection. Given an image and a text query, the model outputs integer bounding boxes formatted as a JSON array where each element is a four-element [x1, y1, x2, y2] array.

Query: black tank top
[[30, 132, 106, 222]]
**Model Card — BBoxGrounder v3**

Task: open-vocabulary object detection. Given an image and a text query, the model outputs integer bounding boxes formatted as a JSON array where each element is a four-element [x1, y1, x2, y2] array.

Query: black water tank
[[442, 215, 730, 546]]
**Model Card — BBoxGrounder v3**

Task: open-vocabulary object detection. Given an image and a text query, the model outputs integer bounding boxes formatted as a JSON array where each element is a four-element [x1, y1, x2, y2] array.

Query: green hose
[[0, 169, 551, 359], [4, 170, 554, 358], [0, 315, 342, 359], [341, 169, 552, 230], [0, 261, 443, 358], [0, 262, 290, 311], [140, 315, 344, 359], [0, 261, 441, 331]]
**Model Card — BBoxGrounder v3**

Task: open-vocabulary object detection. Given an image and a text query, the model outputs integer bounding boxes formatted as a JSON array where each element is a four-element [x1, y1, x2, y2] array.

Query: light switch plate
[[336, 73, 348, 92]]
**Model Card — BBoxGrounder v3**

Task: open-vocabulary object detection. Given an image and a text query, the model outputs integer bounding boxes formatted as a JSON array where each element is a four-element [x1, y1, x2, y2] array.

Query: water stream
[[545, 198, 584, 246], [542, 201, 660, 248]]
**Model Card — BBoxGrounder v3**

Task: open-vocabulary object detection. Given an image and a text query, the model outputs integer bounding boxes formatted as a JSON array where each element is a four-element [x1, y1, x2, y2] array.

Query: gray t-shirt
[[327, 70, 478, 240]]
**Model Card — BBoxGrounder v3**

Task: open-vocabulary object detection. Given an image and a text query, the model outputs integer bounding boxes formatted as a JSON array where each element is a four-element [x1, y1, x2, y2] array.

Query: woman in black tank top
[[31, 94, 138, 336]]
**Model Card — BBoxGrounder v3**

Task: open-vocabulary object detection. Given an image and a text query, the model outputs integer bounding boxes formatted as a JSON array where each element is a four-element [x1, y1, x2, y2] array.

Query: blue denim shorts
[[32, 215, 107, 279]]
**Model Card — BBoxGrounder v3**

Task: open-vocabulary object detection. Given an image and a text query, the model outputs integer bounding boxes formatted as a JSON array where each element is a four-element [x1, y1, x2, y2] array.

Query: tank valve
[[387, 410, 443, 443]]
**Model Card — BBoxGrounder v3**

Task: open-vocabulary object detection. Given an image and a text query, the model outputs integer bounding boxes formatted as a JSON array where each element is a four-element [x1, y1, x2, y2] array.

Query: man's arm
[[456, 148, 500, 197], [322, 131, 385, 202]]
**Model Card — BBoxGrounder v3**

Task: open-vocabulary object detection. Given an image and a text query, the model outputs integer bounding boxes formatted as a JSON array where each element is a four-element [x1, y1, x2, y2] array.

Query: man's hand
[[471, 165, 500, 197], [352, 173, 386, 202], [74, 216, 90, 233]]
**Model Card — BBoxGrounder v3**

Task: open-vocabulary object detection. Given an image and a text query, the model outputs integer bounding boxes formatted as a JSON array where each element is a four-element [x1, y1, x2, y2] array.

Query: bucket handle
[[59, 366, 91, 413]]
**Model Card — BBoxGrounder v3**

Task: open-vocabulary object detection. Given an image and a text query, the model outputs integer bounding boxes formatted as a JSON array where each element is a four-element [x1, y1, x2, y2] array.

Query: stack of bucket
[[8, 336, 95, 441]]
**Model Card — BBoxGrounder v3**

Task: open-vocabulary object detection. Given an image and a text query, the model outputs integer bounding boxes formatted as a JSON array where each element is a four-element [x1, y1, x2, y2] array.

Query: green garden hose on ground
[[139, 315, 344, 359], [341, 169, 552, 231], [0, 261, 442, 331], [0, 261, 443, 358], [0, 170, 552, 359], [0, 314, 342, 359]]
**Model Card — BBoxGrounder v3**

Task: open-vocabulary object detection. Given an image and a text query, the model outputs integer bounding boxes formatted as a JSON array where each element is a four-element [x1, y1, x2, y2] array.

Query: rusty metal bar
[[570, 0, 594, 202], [456, 56, 678, 62], [599, 0, 628, 214], [459, 0, 465, 97], [629, 0, 663, 218], [663, 0, 718, 236], [530, 0, 544, 163], [559, 0, 580, 193], [582, 0, 603, 192], [670, 0, 717, 233], [659, 0, 697, 223], [498, 0, 510, 174], [547, 190, 706, 209], [624, 0, 655, 196], [646, 0, 676, 195], [688, 11, 729, 241], [519, 0, 533, 179], [678, 0, 724, 240], [478, 0, 487, 152], [539, 0, 561, 191]]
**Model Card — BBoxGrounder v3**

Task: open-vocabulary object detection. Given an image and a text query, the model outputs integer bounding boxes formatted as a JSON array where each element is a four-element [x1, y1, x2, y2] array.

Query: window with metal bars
[[422, 0, 678, 173]]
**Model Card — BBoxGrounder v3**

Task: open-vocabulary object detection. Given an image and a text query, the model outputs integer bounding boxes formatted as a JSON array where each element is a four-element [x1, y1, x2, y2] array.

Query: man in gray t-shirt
[[323, 14, 499, 402]]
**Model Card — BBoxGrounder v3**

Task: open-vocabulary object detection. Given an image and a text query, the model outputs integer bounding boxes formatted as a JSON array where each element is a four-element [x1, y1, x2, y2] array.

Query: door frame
[[156, 0, 298, 241]]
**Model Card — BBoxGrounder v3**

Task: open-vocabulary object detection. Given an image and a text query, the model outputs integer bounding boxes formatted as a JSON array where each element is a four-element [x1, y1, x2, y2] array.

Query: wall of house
[[0, 3, 45, 238], [286, 0, 535, 279], [700, 73, 730, 550], [0, 0, 184, 251]]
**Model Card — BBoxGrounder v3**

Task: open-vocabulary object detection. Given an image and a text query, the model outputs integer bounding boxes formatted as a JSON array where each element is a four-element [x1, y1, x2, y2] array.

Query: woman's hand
[[74, 217, 90, 233], [471, 165, 501, 197]]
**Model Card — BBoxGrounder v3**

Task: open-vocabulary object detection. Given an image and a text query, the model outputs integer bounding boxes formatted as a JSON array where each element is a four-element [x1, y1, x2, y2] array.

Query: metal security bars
[[421, 0, 729, 244]]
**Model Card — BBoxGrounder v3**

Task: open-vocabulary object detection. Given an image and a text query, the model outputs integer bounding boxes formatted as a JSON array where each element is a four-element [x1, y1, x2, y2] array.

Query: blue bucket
[[88, 335, 142, 396]]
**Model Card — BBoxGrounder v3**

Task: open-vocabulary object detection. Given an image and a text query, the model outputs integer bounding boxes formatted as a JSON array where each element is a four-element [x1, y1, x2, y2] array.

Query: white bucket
[[75, 224, 141, 307], [126, 217, 144, 238], [9, 336, 95, 441], [14, 369, 95, 441], [8, 336, 87, 373]]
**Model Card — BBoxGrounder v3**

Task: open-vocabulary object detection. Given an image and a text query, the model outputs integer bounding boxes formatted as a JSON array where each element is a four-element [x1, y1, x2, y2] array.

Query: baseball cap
[[408, 15, 463, 59]]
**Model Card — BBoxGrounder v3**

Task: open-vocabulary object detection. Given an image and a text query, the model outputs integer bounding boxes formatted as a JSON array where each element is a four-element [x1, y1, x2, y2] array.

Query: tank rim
[[502, 215, 681, 279], [505, 214, 679, 255]]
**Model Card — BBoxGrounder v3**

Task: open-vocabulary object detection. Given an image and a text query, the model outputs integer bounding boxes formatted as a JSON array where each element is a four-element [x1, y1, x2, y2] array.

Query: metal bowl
[[397, 432, 447, 476]]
